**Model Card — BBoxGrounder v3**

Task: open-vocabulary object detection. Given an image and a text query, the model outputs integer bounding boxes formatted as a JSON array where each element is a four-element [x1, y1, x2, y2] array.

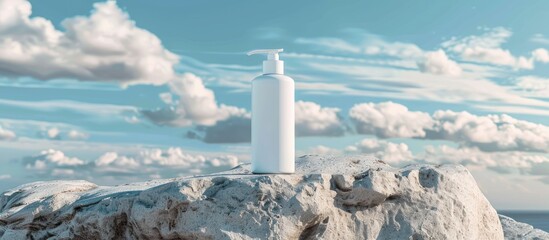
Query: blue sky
[[1, 0, 549, 210]]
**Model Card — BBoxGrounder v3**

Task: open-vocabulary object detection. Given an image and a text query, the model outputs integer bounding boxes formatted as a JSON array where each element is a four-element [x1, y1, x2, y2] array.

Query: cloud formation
[[295, 101, 345, 137], [186, 101, 345, 143], [295, 30, 463, 76], [24, 149, 85, 170], [428, 111, 549, 152], [345, 139, 413, 164], [298, 145, 343, 156], [417, 50, 462, 76], [532, 48, 549, 63], [142, 73, 248, 127], [349, 102, 433, 138], [22, 148, 240, 179], [0, 0, 178, 85], [350, 102, 549, 153], [441, 27, 547, 69]]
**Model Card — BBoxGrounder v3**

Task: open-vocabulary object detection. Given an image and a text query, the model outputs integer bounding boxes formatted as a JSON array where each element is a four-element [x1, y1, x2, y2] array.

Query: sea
[[498, 210, 549, 232]]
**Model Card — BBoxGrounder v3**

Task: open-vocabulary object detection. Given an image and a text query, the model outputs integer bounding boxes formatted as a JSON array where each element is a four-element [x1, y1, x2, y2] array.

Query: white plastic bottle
[[247, 49, 295, 174]]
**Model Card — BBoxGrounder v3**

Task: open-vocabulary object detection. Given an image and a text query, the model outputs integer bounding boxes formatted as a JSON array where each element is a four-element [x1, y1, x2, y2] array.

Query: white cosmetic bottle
[[247, 49, 295, 174]]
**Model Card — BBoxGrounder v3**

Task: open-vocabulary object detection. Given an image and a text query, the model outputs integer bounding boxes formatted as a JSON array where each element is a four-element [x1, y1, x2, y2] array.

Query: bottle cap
[[247, 49, 284, 74]]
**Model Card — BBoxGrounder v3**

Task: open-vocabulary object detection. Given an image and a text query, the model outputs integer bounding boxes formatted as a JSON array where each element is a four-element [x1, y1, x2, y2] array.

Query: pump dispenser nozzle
[[247, 49, 284, 74]]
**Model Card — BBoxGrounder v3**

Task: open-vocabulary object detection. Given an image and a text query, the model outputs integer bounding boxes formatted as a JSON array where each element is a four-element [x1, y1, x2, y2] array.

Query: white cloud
[[22, 148, 240, 179], [349, 102, 433, 138], [43, 127, 60, 139], [532, 48, 549, 63], [0, 126, 16, 140], [98, 148, 239, 170], [291, 54, 549, 115], [24, 149, 85, 170], [0, 0, 178, 85], [94, 151, 140, 168], [294, 30, 467, 78], [349, 102, 549, 153], [442, 27, 536, 69], [295, 101, 345, 137], [429, 111, 549, 152], [299, 145, 342, 156], [125, 116, 140, 124], [142, 73, 248, 127], [67, 130, 89, 140], [159, 92, 173, 105], [417, 50, 462, 76], [344, 139, 413, 164]]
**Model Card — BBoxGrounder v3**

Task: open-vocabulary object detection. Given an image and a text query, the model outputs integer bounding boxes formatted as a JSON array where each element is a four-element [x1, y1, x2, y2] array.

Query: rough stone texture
[[0, 155, 506, 239], [500, 214, 549, 240]]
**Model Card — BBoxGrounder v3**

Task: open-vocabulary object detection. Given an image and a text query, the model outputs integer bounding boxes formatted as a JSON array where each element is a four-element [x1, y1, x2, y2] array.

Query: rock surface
[[0, 155, 508, 239], [499, 214, 549, 240]]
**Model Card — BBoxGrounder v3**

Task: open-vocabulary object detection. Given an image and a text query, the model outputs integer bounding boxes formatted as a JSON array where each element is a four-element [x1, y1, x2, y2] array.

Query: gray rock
[[1, 155, 505, 239], [500, 214, 549, 240]]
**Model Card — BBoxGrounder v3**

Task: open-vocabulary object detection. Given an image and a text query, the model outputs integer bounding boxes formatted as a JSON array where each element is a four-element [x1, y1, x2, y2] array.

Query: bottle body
[[251, 74, 295, 173]]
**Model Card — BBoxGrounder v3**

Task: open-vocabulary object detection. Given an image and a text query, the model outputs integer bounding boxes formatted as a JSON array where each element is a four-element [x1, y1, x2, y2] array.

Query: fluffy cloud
[[0, 126, 16, 140], [442, 27, 539, 69], [350, 102, 549, 153], [349, 102, 433, 138], [22, 148, 240, 178], [0, 0, 178, 85], [532, 48, 549, 63], [345, 139, 413, 164], [24, 149, 85, 170], [94, 152, 140, 168], [295, 101, 345, 137], [299, 145, 342, 156], [67, 130, 89, 140], [428, 111, 549, 152], [40, 127, 60, 140], [142, 73, 248, 127], [186, 101, 345, 143], [416, 50, 462, 76]]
